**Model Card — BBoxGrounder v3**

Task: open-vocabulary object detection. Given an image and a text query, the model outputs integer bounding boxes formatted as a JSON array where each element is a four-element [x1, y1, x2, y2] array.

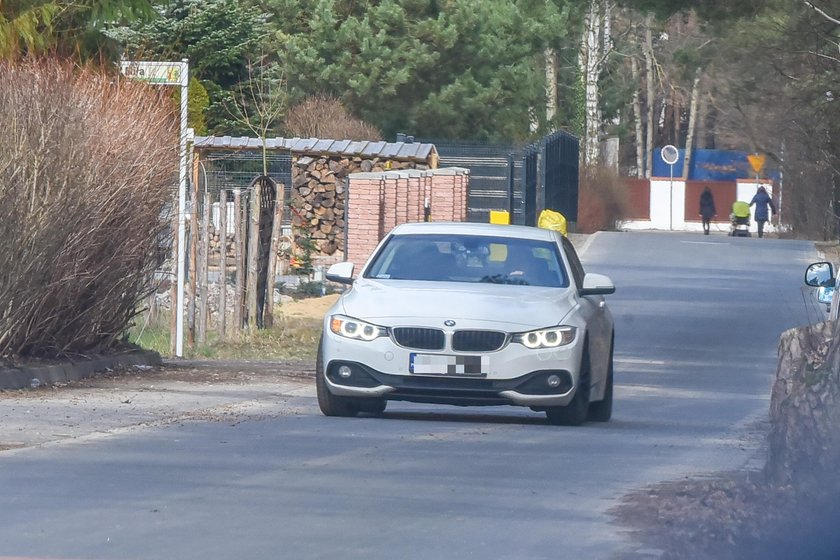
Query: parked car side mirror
[[817, 286, 835, 306], [326, 262, 355, 285], [580, 273, 615, 296], [805, 261, 834, 287]]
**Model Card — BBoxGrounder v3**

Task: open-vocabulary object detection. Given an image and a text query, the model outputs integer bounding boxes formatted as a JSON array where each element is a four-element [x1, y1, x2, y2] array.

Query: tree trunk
[[631, 55, 645, 178], [682, 69, 703, 179], [545, 47, 558, 124], [767, 321, 840, 490], [644, 14, 655, 179], [582, 0, 603, 167], [233, 188, 244, 331], [218, 189, 227, 341], [246, 181, 261, 332]]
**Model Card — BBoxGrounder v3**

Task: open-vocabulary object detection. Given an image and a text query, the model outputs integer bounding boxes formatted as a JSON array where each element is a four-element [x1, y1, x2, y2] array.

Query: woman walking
[[699, 187, 716, 235], [750, 186, 776, 238]]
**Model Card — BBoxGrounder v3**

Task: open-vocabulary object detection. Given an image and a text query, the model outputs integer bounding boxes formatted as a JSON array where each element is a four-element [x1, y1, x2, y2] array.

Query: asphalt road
[[0, 231, 821, 560]]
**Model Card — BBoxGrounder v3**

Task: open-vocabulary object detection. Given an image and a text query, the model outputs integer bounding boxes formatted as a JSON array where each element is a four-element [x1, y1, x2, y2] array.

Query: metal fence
[[197, 150, 293, 222], [412, 131, 579, 227]]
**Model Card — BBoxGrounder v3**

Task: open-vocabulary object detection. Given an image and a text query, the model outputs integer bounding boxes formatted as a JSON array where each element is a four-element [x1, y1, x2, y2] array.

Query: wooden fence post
[[218, 188, 227, 340], [246, 181, 262, 331], [198, 185, 210, 345], [264, 182, 283, 329], [188, 157, 199, 350], [234, 188, 245, 332]]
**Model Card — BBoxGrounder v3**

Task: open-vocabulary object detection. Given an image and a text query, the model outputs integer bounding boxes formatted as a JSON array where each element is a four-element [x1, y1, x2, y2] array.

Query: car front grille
[[392, 327, 445, 350], [452, 330, 507, 352]]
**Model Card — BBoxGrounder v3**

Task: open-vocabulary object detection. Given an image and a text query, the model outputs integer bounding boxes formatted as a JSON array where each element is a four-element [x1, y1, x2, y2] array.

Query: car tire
[[357, 398, 387, 415], [315, 336, 359, 417], [545, 341, 591, 426], [587, 336, 613, 422]]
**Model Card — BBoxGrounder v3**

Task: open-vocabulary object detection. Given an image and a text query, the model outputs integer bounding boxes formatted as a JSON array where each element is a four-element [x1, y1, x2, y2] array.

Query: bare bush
[[0, 60, 178, 360], [284, 95, 382, 140], [577, 166, 630, 233]]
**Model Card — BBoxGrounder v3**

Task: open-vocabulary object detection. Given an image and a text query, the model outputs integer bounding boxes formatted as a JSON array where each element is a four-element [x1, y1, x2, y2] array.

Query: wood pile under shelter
[[193, 136, 439, 258]]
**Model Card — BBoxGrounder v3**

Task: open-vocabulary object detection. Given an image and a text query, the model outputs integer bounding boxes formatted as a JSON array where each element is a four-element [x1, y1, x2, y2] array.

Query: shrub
[[577, 166, 630, 233], [0, 60, 178, 359], [284, 95, 382, 141]]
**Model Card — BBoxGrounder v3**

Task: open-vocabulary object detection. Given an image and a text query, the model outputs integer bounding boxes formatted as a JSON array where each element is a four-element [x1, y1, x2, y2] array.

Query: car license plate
[[409, 353, 489, 376]]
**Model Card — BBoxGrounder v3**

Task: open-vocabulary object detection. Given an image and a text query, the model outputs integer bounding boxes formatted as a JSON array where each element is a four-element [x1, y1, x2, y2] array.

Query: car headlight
[[514, 326, 576, 349], [329, 315, 387, 342]]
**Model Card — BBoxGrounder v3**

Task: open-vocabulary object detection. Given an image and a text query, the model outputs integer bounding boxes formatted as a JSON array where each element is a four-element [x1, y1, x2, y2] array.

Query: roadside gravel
[[0, 360, 316, 452]]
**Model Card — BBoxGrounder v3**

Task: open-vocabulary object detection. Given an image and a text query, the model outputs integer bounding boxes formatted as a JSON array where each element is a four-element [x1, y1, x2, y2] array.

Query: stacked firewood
[[291, 155, 425, 256]]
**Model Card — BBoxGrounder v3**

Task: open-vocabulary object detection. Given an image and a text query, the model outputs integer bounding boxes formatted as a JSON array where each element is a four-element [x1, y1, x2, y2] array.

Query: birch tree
[[580, 0, 614, 167]]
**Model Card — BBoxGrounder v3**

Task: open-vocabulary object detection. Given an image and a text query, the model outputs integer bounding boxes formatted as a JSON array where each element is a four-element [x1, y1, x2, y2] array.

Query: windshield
[[364, 233, 569, 288]]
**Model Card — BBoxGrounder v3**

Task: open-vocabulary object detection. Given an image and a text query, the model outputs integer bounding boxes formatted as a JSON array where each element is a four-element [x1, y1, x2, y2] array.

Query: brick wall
[[346, 168, 469, 268]]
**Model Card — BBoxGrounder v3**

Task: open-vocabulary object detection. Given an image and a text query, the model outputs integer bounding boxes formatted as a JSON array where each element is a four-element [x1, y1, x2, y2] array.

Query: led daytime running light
[[517, 327, 576, 349], [330, 315, 384, 342]]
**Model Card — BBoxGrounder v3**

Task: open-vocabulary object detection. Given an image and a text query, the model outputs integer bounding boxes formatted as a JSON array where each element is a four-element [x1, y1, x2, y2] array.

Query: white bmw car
[[317, 222, 615, 425]]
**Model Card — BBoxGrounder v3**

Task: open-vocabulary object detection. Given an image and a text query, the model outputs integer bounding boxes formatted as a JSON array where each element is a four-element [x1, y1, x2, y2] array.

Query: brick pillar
[[346, 174, 384, 269], [406, 171, 424, 222]]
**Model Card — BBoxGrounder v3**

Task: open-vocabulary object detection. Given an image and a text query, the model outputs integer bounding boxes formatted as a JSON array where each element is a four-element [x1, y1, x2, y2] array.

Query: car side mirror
[[580, 273, 615, 296], [805, 261, 834, 287], [326, 262, 355, 285], [817, 286, 835, 306]]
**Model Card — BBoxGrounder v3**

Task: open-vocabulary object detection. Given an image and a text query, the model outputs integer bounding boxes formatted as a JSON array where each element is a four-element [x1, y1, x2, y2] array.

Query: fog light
[[338, 365, 353, 379], [546, 374, 562, 388]]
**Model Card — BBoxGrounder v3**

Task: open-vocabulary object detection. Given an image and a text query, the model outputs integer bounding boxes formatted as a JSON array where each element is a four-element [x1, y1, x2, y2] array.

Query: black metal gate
[[521, 130, 580, 228], [414, 131, 578, 228]]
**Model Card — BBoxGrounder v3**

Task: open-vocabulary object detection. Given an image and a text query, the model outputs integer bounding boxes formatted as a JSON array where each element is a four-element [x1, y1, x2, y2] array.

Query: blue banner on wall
[[652, 148, 779, 181]]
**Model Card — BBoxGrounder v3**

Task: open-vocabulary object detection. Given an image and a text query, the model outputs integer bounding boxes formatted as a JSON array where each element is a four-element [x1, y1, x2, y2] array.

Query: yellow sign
[[489, 210, 510, 224], [747, 154, 766, 174]]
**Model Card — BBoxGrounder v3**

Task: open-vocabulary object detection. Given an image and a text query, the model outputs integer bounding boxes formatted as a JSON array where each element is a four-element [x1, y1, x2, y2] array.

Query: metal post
[[175, 59, 189, 358], [669, 163, 674, 231]]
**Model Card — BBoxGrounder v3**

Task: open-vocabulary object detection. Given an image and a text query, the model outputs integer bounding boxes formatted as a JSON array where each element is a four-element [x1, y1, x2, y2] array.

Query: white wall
[[649, 178, 685, 230]]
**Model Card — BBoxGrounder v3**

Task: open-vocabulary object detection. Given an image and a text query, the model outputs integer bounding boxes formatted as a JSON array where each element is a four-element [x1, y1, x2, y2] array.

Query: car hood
[[334, 279, 578, 329]]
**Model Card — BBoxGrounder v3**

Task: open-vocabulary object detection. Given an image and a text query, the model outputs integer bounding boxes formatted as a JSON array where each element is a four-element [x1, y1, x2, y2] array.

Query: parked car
[[316, 222, 616, 426], [805, 261, 838, 319]]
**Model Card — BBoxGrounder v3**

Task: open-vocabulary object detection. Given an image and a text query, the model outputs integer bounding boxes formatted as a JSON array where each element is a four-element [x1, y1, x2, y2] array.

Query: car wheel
[[587, 336, 613, 422], [545, 341, 591, 426], [315, 336, 358, 417], [357, 398, 387, 415]]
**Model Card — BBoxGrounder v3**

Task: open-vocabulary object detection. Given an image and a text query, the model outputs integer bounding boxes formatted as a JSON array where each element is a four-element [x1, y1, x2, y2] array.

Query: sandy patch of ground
[[278, 294, 340, 319]]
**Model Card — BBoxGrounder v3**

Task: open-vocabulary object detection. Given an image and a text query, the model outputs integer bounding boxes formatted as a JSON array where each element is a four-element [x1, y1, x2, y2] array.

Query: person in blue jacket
[[750, 186, 776, 238]]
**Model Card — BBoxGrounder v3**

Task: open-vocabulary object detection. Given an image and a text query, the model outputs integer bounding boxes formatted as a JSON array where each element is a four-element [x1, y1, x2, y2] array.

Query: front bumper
[[322, 330, 584, 407]]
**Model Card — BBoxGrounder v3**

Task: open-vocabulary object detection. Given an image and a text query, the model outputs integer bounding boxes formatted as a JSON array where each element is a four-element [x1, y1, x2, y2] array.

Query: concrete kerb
[[0, 350, 163, 391]]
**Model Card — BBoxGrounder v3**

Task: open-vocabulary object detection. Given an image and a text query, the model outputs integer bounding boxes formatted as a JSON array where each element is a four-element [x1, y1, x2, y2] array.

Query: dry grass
[[130, 298, 332, 360]]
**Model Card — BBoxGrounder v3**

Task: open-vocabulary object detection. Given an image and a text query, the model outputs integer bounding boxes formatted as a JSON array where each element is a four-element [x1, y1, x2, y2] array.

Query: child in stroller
[[729, 200, 751, 237]]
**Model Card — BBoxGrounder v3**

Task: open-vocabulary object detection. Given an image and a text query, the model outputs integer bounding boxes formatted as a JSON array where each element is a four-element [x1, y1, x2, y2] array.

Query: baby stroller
[[729, 201, 751, 237]]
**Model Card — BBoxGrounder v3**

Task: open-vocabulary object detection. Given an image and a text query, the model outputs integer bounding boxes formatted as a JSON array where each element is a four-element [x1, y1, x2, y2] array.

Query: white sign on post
[[121, 59, 189, 359], [119, 61, 187, 86], [661, 145, 679, 231]]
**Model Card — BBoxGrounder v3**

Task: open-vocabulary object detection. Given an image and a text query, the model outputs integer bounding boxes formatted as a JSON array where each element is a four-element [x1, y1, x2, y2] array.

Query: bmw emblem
[[444, 320, 456, 327]]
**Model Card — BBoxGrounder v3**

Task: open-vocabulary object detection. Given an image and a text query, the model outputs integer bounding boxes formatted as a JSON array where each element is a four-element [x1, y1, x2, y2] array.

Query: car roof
[[390, 221, 557, 241]]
